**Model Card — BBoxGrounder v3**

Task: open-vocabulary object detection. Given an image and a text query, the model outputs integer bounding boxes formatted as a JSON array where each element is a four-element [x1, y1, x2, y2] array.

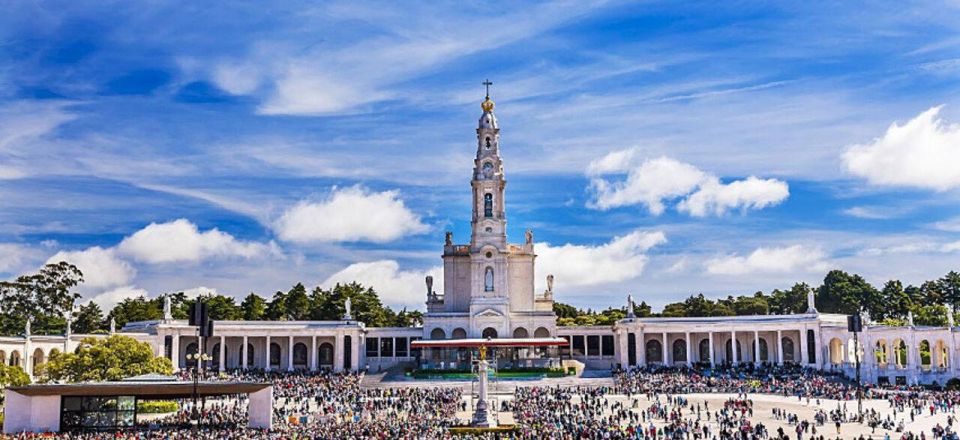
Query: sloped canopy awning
[[411, 337, 568, 349], [8, 380, 269, 399]]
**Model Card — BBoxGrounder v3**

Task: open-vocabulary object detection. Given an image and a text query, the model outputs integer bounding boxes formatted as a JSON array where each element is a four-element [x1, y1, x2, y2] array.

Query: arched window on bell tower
[[484, 193, 493, 218], [485, 137, 491, 149]]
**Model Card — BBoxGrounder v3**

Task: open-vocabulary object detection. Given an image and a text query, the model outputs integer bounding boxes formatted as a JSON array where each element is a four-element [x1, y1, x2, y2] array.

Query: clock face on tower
[[482, 162, 494, 179]]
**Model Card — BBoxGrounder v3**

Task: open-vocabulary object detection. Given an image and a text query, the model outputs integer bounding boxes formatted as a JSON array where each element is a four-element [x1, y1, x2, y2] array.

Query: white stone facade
[[423, 94, 557, 343]]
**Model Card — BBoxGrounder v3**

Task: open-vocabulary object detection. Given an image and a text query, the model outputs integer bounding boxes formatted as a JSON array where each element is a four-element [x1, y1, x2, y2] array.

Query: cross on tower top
[[482, 79, 493, 98]]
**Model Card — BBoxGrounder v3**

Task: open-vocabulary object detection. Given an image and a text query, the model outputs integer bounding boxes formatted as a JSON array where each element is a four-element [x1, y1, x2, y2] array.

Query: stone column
[[351, 334, 360, 371], [754, 330, 761, 365], [685, 332, 692, 367], [708, 332, 715, 367], [800, 327, 809, 365], [171, 334, 181, 371], [287, 336, 294, 371], [310, 336, 318, 371], [219, 335, 226, 371], [265, 335, 271, 371], [618, 330, 629, 368], [241, 336, 248, 370], [334, 334, 345, 372], [637, 330, 645, 366], [731, 330, 738, 364], [662, 332, 670, 365], [777, 330, 784, 364]]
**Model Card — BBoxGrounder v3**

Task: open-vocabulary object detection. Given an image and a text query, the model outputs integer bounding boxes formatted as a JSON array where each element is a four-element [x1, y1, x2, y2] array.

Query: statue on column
[[543, 274, 554, 298], [445, 231, 453, 246], [907, 310, 915, 327], [24, 317, 31, 337], [343, 297, 352, 320], [626, 294, 636, 319], [948, 304, 956, 328], [525, 229, 533, 245], [110, 317, 116, 334], [806, 288, 817, 313], [163, 296, 172, 321]]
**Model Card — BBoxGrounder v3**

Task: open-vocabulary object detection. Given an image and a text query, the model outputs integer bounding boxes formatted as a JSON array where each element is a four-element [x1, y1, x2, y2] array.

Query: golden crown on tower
[[481, 97, 495, 112]]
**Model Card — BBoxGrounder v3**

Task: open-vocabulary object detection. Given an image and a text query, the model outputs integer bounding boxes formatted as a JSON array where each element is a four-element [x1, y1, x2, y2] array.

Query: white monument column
[[171, 334, 181, 371], [334, 334, 345, 372], [777, 330, 784, 364], [800, 327, 809, 365], [731, 330, 738, 364], [685, 332, 692, 367], [310, 336, 318, 371], [708, 332, 715, 367], [265, 335, 271, 371], [637, 330, 645, 366], [753, 330, 760, 365], [241, 336, 248, 370], [219, 335, 226, 371], [662, 332, 670, 365], [618, 330, 628, 367], [287, 336, 294, 371]]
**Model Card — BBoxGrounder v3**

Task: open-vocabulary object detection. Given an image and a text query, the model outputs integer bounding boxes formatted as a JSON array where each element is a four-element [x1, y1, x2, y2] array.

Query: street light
[[185, 351, 212, 432]]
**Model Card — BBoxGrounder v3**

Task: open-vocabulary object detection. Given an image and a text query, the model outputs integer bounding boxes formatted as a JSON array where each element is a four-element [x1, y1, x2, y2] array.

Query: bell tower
[[470, 80, 507, 251]]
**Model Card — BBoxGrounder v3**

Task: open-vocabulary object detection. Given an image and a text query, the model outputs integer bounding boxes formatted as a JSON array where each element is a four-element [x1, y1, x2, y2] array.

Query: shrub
[[137, 401, 179, 413]]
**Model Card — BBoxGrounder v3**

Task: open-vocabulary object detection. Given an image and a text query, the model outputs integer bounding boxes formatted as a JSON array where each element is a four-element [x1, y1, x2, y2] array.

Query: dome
[[479, 111, 498, 129]]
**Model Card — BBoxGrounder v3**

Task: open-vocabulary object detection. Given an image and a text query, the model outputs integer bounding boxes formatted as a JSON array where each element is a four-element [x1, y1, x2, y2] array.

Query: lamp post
[[185, 350, 212, 432]]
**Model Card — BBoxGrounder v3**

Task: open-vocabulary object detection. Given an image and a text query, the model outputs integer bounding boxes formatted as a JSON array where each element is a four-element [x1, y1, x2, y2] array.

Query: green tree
[[240, 293, 267, 320], [940, 271, 960, 307], [879, 280, 910, 321], [107, 296, 162, 329], [816, 270, 880, 315], [284, 283, 311, 321], [42, 335, 173, 383], [553, 302, 578, 320], [73, 302, 105, 334], [633, 301, 652, 317], [265, 290, 288, 320], [0, 363, 30, 388], [769, 283, 810, 315], [186, 294, 242, 321], [731, 293, 769, 316], [912, 304, 948, 327], [0, 262, 83, 336]]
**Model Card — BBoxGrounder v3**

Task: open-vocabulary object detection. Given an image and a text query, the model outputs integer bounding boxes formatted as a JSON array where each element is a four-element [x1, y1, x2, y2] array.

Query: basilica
[[1, 92, 957, 387]]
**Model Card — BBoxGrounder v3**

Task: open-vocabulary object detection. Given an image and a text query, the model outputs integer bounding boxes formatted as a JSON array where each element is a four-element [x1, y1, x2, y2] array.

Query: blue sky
[[2, 1, 960, 311]]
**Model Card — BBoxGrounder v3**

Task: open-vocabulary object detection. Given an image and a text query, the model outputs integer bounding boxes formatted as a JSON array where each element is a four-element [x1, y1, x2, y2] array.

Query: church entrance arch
[[430, 328, 446, 340], [534, 327, 550, 338], [482, 327, 498, 339], [512, 327, 529, 338], [452, 328, 467, 339]]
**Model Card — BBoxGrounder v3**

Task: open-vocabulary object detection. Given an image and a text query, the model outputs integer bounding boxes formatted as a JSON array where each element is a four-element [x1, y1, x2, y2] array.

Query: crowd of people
[[4, 364, 960, 439]]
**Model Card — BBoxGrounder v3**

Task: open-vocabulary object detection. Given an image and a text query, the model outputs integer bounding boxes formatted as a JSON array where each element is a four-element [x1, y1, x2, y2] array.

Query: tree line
[[0, 262, 423, 337], [554, 269, 960, 327], [3, 262, 959, 336]]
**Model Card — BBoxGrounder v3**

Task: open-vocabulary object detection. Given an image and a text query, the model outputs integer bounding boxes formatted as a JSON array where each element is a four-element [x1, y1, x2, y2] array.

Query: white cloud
[[321, 260, 441, 309], [536, 230, 667, 290], [860, 240, 960, 256], [844, 206, 894, 220], [0, 243, 43, 274], [588, 156, 705, 214], [88, 285, 149, 310], [274, 186, 428, 243], [932, 217, 960, 232], [587, 153, 788, 216], [117, 219, 277, 264], [705, 245, 829, 275], [678, 176, 789, 217], [46, 247, 136, 289], [843, 106, 960, 190], [203, 2, 608, 115]]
